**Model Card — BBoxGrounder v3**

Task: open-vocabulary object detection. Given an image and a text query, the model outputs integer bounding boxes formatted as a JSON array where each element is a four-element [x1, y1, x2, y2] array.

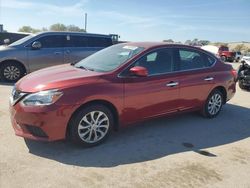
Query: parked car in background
[[235, 51, 242, 62], [0, 32, 29, 45], [0, 32, 113, 82], [218, 46, 235, 62], [9, 43, 236, 147]]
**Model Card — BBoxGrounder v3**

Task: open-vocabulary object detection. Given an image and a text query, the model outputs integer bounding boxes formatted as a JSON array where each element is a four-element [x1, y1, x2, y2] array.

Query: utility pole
[[84, 13, 87, 32]]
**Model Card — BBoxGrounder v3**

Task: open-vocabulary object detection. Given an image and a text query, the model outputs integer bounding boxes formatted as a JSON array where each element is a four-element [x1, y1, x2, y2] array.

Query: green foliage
[[18, 23, 85, 33], [18, 26, 41, 33], [49, 23, 67, 31]]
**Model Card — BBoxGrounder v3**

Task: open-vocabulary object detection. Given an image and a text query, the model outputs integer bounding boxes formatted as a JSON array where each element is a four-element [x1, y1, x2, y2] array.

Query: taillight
[[230, 69, 237, 80]]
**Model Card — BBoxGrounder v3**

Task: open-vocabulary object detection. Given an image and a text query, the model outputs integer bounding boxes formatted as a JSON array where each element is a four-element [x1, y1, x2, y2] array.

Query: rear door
[[176, 47, 216, 110], [122, 48, 180, 123], [27, 35, 66, 72]]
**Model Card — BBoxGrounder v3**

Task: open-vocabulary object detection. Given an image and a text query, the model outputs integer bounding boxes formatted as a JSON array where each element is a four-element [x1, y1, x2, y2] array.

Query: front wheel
[[68, 104, 114, 147], [202, 90, 223, 118]]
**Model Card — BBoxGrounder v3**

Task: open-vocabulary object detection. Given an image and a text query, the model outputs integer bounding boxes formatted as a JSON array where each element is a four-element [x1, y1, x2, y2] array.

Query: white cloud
[[1, 0, 89, 16]]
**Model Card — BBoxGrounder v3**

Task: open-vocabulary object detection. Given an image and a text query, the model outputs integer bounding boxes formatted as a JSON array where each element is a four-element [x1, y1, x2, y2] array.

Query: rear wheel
[[202, 90, 223, 118], [68, 104, 114, 147], [0, 62, 25, 82]]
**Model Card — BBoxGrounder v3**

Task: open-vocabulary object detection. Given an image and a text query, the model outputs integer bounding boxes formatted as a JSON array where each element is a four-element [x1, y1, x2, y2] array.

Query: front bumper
[[9, 101, 79, 141]]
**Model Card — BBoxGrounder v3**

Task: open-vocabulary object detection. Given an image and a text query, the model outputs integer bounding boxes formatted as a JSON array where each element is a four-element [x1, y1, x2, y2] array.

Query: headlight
[[21, 89, 63, 107]]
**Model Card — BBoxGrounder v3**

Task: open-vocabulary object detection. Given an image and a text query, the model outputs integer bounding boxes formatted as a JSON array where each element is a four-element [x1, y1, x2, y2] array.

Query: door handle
[[166, 81, 179, 87], [54, 51, 62, 55], [204, 77, 214, 81]]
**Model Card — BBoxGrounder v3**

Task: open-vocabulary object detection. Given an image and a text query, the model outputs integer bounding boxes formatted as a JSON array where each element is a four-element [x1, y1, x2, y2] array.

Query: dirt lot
[[0, 63, 250, 188]]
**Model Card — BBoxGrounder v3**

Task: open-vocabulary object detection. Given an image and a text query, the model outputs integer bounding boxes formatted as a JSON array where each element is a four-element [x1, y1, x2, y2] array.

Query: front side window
[[75, 44, 144, 72], [134, 48, 174, 75], [36, 35, 65, 48], [178, 49, 214, 70], [9, 34, 35, 47]]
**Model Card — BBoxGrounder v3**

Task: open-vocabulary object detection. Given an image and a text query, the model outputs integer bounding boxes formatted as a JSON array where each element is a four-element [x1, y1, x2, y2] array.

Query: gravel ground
[[0, 63, 250, 188]]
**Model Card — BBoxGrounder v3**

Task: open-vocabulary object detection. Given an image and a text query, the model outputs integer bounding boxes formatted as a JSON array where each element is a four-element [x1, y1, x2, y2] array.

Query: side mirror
[[31, 41, 42, 49], [129, 66, 148, 77], [3, 38, 10, 45]]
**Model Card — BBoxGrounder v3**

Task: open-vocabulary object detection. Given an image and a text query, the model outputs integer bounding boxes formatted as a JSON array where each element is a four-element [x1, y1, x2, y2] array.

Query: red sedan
[[9, 43, 236, 147]]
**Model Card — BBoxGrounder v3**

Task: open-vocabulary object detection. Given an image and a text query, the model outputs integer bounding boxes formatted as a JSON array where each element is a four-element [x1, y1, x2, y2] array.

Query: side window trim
[[176, 47, 217, 72]]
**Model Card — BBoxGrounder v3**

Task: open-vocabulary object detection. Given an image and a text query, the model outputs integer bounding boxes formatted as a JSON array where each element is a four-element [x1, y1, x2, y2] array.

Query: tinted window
[[67, 35, 88, 47], [88, 37, 112, 47], [37, 35, 65, 48], [135, 48, 174, 75], [178, 49, 215, 70]]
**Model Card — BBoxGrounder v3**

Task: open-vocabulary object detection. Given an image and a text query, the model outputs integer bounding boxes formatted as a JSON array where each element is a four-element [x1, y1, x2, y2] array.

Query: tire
[[0, 62, 25, 82], [239, 80, 246, 90], [202, 89, 224, 118], [68, 104, 114, 147], [221, 56, 226, 62]]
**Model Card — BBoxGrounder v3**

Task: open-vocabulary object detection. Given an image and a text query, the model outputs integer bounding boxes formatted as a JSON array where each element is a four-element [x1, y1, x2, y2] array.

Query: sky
[[0, 0, 250, 42]]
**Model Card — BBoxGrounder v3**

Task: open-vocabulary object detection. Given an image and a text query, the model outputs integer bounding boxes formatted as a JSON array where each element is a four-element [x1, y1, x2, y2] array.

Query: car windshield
[[9, 34, 35, 46], [75, 43, 144, 72]]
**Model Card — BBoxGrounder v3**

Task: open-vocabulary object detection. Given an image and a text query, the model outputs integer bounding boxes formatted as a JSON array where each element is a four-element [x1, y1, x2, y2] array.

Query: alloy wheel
[[3, 65, 21, 81], [207, 93, 222, 115], [78, 111, 110, 144]]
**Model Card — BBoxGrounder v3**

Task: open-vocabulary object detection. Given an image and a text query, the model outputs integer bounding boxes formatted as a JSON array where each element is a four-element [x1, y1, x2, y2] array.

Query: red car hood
[[16, 64, 102, 92]]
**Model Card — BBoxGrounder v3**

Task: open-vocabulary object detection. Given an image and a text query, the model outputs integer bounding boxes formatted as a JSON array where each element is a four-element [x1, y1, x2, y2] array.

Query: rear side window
[[37, 35, 65, 48], [67, 35, 88, 47], [178, 49, 215, 71], [88, 37, 112, 47]]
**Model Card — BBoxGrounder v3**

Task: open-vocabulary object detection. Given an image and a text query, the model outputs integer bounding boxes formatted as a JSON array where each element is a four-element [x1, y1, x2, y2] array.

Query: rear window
[[219, 46, 229, 51]]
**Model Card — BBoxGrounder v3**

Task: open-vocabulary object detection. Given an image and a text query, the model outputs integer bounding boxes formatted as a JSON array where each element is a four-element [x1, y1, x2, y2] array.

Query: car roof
[[37, 31, 111, 38], [124, 42, 199, 50]]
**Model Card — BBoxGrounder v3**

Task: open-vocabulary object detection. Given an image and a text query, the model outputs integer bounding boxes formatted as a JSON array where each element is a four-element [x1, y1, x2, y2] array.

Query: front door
[[122, 48, 180, 124], [27, 35, 65, 72]]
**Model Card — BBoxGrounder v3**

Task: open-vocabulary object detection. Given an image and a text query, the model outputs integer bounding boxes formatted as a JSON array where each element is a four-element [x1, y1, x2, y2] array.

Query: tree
[[67, 25, 85, 32], [18, 26, 41, 33], [49, 23, 67, 31]]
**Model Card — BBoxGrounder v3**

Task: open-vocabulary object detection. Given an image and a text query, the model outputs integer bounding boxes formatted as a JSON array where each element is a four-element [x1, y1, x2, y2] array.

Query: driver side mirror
[[31, 41, 42, 49], [129, 66, 148, 77], [3, 38, 10, 45]]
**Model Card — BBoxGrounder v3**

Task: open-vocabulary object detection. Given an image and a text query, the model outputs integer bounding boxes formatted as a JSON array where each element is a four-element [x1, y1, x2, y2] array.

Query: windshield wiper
[[70, 61, 78, 65], [76, 66, 95, 71]]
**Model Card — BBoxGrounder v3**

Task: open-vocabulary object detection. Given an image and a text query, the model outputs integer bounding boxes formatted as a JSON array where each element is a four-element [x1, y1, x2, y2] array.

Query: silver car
[[0, 32, 113, 82]]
